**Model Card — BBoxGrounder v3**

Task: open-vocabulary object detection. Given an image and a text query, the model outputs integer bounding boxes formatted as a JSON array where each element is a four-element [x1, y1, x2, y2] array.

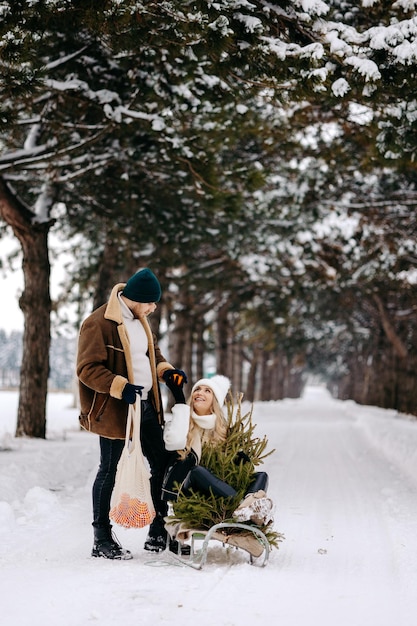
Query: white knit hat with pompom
[[191, 375, 231, 407]]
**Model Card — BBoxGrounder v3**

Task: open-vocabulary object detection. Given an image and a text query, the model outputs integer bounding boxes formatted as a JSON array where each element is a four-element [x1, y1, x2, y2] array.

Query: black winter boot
[[144, 515, 190, 555], [144, 515, 167, 552], [92, 526, 133, 560]]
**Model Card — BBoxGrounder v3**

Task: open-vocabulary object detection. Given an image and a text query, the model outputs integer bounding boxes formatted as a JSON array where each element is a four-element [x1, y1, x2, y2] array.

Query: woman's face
[[192, 385, 214, 415]]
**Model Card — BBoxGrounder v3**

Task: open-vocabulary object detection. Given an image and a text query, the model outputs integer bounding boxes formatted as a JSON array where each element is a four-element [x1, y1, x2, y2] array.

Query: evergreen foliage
[[2, 0, 417, 431], [168, 391, 283, 549]]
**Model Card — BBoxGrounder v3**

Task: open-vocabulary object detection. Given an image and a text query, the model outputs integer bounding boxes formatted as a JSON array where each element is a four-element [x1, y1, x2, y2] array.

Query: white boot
[[233, 490, 274, 526]]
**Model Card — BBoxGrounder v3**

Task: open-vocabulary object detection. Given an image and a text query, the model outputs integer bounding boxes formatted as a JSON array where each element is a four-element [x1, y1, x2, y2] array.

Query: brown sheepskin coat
[[76, 283, 173, 439]]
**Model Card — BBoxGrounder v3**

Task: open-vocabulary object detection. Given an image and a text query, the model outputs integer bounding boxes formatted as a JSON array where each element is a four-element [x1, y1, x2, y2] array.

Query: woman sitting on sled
[[162, 374, 273, 527]]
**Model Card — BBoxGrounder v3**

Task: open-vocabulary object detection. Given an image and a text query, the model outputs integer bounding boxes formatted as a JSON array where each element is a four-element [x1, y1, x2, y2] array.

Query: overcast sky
[[2, 273, 24, 332], [1, 234, 71, 334]]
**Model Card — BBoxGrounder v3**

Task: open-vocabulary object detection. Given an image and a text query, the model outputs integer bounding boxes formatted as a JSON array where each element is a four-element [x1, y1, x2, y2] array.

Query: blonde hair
[[178, 393, 228, 460]]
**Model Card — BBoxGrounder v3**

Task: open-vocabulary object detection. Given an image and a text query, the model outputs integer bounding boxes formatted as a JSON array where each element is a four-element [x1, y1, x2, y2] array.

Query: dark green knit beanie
[[122, 268, 161, 302]]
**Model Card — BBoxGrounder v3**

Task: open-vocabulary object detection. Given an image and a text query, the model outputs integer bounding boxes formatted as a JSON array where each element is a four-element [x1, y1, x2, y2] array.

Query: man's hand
[[122, 383, 144, 404]]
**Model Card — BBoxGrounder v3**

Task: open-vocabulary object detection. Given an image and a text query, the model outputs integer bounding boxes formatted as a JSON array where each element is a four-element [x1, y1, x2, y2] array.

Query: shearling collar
[[104, 283, 126, 323]]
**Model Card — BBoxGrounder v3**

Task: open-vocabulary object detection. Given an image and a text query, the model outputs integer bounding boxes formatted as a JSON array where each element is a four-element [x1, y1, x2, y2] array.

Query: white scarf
[[191, 411, 216, 430], [190, 411, 216, 461]]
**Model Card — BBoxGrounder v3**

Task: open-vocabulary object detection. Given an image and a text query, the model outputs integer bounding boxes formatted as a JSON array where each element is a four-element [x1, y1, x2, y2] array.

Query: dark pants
[[92, 400, 170, 529], [162, 455, 269, 501], [183, 466, 269, 498]]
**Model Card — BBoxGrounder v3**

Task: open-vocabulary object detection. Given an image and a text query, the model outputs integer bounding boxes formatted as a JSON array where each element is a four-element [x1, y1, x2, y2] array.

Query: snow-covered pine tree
[[168, 391, 283, 549]]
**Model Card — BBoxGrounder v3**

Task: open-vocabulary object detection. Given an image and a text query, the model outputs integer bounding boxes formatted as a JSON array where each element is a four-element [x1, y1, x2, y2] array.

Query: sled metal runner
[[149, 522, 270, 570]]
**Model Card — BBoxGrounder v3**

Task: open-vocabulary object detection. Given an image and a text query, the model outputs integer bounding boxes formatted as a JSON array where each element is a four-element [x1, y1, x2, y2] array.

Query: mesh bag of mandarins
[[110, 403, 155, 529]]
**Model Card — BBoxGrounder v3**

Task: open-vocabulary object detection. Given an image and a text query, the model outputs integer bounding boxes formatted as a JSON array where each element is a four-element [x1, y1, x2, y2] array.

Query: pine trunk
[[0, 177, 53, 438], [17, 226, 51, 437], [167, 305, 193, 405], [194, 319, 205, 380], [245, 346, 260, 402], [215, 304, 230, 376], [92, 235, 121, 310]]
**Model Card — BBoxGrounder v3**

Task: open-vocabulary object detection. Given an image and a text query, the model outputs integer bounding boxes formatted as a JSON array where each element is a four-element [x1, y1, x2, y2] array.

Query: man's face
[[122, 296, 157, 318]]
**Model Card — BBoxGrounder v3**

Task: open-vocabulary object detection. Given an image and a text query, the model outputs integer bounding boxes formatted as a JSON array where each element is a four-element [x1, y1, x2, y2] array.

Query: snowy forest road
[[265, 386, 417, 625], [2, 388, 417, 626]]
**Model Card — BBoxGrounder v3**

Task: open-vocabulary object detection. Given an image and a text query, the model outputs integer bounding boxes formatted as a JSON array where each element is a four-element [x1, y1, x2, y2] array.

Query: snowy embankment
[[1, 386, 417, 626], [341, 398, 417, 488]]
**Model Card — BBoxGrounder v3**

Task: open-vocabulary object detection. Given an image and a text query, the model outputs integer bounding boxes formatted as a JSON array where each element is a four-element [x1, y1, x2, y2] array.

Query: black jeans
[[92, 400, 171, 529]]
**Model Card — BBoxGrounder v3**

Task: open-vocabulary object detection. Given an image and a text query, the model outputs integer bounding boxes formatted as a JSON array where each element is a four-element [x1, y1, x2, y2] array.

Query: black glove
[[234, 450, 251, 465], [163, 370, 186, 404], [122, 383, 144, 404], [162, 369, 188, 386]]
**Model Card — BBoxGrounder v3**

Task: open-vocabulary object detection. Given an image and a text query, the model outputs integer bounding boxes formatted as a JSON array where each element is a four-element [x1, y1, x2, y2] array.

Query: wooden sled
[[146, 521, 270, 570]]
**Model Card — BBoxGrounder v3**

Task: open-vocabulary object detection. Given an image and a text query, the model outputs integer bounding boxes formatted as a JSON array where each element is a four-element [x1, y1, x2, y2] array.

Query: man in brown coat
[[77, 268, 186, 559]]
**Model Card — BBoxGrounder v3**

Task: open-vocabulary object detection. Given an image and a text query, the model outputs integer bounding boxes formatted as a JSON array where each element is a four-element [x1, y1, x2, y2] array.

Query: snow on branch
[[44, 79, 121, 106], [0, 144, 55, 169], [345, 56, 381, 81], [45, 46, 90, 71], [105, 104, 165, 129]]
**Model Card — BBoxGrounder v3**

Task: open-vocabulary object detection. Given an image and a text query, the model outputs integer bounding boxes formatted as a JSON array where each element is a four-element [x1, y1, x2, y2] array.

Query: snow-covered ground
[[1, 386, 417, 626]]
